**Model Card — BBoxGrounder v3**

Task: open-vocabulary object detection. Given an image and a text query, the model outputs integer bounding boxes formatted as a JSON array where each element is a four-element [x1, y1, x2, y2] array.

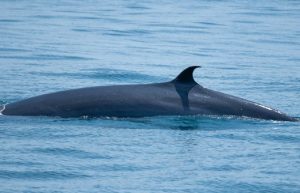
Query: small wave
[[0, 170, 89, 180], [260, 134, 300, 143], [72, 28, 91, 32], [0, 161, 44, 167], [0, 47, 29, 52], [32, 147, 113, 159], [204, 165, 246, 172], [103, 29, 151, 37], [0, 54, 93, 61], [0, 19, 21, 23]]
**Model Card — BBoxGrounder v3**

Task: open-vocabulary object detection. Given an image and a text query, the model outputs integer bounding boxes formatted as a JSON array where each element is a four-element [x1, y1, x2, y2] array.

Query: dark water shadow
[[1, 113, 296, 132]]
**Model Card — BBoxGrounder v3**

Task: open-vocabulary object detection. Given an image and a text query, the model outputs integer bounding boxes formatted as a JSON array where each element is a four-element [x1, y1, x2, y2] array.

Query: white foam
[[0, 104, 6, 115]]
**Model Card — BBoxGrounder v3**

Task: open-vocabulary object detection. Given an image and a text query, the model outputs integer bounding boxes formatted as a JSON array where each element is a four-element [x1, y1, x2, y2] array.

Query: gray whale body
[[1, 66, 297, 121]]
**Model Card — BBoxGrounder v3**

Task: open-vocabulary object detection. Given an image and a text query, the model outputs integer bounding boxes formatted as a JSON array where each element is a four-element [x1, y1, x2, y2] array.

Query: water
[[0, 1, 300, 192]]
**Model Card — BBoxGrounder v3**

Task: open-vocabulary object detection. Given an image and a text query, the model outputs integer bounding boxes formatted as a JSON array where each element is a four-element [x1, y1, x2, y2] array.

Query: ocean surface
[[0, 1, 300, 192]]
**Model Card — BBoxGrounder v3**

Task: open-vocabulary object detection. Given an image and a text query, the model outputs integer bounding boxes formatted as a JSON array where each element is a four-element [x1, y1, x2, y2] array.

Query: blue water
[[0, 1, 300, 192]]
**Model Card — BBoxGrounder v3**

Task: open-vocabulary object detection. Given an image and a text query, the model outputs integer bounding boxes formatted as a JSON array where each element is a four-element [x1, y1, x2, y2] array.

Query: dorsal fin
[[172, 66, 201, 111], [173, 66, 200, 84]]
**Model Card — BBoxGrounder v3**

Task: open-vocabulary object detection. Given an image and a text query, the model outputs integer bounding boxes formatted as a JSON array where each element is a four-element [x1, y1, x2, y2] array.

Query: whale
[[0, 66, 297, 121]]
